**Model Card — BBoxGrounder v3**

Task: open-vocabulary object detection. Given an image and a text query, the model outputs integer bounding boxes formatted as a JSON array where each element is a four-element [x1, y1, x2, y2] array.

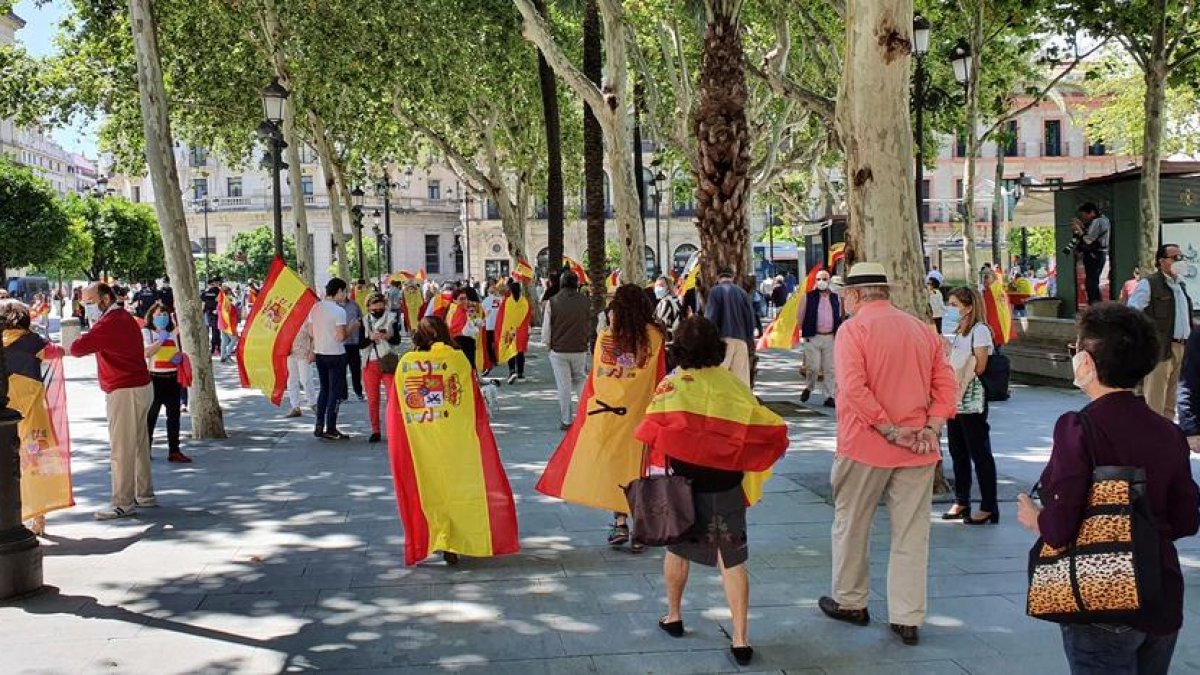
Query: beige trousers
[[830, 456, 935, 626], [721, 338, 752, 387], [107, 384, 154, 508], [804, 333, 837, 397], [1143, 341, 1185, 420]]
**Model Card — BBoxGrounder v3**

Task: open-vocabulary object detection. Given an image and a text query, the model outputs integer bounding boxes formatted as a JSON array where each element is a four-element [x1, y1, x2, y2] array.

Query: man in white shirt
[[1128, 244, 1195, 418], [309, 278, 350, 439], [481, 281, 502, 374]]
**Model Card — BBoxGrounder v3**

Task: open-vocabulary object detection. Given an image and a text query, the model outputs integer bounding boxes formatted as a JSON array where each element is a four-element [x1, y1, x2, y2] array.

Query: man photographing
[[1072, 202, 1110, 305]]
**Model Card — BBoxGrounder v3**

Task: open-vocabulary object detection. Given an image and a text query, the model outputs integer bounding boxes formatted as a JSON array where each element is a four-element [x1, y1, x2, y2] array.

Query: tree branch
[[745, 61, 836, 125], [512, 0, 607, 115]]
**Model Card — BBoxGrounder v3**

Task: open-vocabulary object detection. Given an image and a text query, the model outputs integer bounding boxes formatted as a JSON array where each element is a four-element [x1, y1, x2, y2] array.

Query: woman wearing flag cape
[[537, 284, 666, 552], [385, 317, 520, 566], [635, 316, 789, 666]]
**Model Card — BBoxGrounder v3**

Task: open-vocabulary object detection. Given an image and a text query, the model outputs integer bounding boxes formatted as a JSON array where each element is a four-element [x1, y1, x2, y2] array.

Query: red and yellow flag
[[537, 328, 667, 513], [984, 275, 1013, 346], [605, 270, 621, 293], [386, 343, 520, 565], [446, 302, 492, 372], [803, 263, 824, 293], [217, 290, 239, 337], [416, 267, 427, 282], [828, 243, 846, 270], [495, 294, 531, 364], [237, 258, 320, 406], [563, 256, 590, 285], [675, 252, 701, 298], [635, 366, 789, 506], [757, 290, 803, 351], [5, 331, 73, 521], [401, 285, 424, 332], [391, 270, 416, 283], [513, 257, 534, 282]]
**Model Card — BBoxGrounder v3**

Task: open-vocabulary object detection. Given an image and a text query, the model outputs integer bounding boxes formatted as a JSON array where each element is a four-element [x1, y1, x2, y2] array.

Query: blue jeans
[[1061, 624, 1177, 675], [314, 353, 348, 433], [220, 332, 238, 362]]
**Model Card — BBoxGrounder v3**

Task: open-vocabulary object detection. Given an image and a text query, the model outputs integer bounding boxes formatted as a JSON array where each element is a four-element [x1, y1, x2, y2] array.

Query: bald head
[[83, 282, 116, 310]]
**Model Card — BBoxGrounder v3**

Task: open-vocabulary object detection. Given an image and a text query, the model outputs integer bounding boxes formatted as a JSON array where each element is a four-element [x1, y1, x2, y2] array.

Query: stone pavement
[[4, 338, 1200, 675]]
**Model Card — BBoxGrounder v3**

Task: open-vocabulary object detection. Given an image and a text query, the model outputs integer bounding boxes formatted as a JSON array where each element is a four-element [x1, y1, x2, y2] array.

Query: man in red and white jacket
[[70, 282, 155, 520]]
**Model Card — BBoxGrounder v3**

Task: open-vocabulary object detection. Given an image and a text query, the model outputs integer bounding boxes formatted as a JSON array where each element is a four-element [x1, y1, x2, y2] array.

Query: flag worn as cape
[[401, 286, 425, 332], [563, 256, 590, 285], [537, 327, 667, 513], [983, 275, 1013, 346], [352, 285, 370, 319], [386, 343, 520, 565], [513, 257, 534, 282], [634, 366, 789, 506], [424, 292, 452, 319], [217, 290, 239, 337], [237, 258, 320, 405], [495, 294, 531, 364], [756, 289, 803, 351], [446, 302, 492, 371], [4, 331, 73, 521]]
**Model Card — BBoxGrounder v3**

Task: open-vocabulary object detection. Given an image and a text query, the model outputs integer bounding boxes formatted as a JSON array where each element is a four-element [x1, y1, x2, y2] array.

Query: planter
[[1025, 297, 1062, 318]]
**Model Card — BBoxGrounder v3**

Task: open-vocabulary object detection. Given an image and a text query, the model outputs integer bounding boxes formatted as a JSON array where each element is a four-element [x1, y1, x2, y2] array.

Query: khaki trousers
[[1143, 342, 1185, 420], [830, 456, 935, 626], [107, 384, 154, 508], [721, 338, 752, 387], [804, 333, 837, 397]]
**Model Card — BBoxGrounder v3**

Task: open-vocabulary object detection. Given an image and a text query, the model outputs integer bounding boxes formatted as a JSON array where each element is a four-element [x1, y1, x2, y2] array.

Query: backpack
[[980, 346, 1011, 402]]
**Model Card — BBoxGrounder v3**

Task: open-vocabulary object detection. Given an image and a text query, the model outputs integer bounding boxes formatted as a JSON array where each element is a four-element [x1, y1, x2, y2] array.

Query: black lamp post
[[258, 77, 289, 260], [198, 170, 211, 274], [651, 171, 666, 276], [950, 39, 974, 263], [1017, 172, 1033, 270], [372, 210, 383, 282], [0, 291, 41, 599], [351, 185, 366, 281], [912, 14, 931, 264]]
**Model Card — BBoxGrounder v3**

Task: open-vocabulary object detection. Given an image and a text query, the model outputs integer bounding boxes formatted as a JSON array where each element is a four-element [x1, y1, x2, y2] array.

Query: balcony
[[672, 204, 697, 217], [186, 193, 460, 214]]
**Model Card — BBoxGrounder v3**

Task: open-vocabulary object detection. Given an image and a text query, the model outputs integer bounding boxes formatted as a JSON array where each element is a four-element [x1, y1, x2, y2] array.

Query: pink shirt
[[815, 294, 835, 334], [834, 300, 958, 468]]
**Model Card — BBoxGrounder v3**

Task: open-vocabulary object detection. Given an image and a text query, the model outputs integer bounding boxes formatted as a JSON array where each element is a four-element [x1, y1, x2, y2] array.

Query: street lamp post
[[767, 203, 775, 277], [912, 15, 931, 265], [0, 305, 42, 599], [258, 77, 289, 260], [351, 185, 366, 281], [651, 171, 666, 276], [372, 212, 383, 284], [950, 40, 974, 269], [199, 170, 211, 274]]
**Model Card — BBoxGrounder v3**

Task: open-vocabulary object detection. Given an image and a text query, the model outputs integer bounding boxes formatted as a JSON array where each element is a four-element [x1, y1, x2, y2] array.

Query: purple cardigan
[[1037, 391, 1199, 634]]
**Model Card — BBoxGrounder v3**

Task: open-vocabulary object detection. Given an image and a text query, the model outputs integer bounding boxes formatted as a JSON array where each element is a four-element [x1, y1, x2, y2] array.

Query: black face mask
[[370, 310, 385, 318]]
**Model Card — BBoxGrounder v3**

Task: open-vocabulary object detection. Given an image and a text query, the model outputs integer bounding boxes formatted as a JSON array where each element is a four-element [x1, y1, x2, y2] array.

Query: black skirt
[[666, 486, 748, 568]]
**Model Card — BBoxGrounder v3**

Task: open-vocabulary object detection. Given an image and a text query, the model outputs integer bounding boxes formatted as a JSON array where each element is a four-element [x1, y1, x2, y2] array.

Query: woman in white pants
[[285, 321, 315, 417]]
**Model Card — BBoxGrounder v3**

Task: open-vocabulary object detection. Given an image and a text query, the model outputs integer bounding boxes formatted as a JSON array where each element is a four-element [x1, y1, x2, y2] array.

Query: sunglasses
[[1163, 254, 1185, 262]]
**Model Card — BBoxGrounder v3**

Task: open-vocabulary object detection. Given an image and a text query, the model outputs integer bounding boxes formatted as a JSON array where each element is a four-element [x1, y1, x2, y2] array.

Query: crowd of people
[[5, 246, 1200, 672]]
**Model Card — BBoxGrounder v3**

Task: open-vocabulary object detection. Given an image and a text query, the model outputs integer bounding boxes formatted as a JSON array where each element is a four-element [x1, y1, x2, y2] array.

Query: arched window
[[535, 247, 550, 280], [673, 243, 699, 274]]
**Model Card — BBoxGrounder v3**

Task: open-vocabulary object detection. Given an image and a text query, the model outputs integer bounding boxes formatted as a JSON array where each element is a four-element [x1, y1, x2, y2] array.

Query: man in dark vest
[[1128, 243, 1195, 419], [799, 269, 841, 408], [544, 271, 592, 430]]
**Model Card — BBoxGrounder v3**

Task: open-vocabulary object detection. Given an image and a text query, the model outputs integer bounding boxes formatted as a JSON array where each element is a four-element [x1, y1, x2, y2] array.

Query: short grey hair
[[0, 299, 31, 330], [851, 286, 890, 302]]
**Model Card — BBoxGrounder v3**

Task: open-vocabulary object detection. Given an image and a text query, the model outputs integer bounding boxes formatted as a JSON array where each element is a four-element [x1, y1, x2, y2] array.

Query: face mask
[[152, 315, 170, 329], [654, 286, 667, 299], [941, 306, 960, 334], [816, 280, 829, 291], [1174, 261, 1192, 278], [1072, 350, 1095, 389], [84, 303, 102, 322], [370, 310, 385, 319]]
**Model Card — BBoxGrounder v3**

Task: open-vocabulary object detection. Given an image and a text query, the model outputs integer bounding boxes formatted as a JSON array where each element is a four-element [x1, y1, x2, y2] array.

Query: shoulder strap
[[1077, 410, 1099, 470]]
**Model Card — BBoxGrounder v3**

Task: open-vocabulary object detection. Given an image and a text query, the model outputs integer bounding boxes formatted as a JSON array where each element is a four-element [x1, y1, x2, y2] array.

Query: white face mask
[[654, 286, 667, 299], [816, 280, 830, 291], [84, 303, 102, 322], [1072, 350, 1095, 390]]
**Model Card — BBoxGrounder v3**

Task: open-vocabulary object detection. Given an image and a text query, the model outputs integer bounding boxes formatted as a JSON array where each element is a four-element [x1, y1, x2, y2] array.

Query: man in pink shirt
[[817, 263, 957, 647], [797, 269, 840, 408]]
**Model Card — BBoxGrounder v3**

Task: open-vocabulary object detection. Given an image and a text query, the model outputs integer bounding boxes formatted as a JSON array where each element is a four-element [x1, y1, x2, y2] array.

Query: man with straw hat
[[817, 262, 958, 647]]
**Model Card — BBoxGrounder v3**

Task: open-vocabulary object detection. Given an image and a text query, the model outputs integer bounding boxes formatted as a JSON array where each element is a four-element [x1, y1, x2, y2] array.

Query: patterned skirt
[[666, 486, 749, 568]]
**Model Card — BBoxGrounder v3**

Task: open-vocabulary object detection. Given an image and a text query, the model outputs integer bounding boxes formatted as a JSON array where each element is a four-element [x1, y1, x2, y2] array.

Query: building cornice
[[4, 11, 27, 29]]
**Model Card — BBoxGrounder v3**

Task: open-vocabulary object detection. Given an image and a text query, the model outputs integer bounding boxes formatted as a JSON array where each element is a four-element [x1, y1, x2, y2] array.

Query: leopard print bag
[[1026, 413, 1164, 624]]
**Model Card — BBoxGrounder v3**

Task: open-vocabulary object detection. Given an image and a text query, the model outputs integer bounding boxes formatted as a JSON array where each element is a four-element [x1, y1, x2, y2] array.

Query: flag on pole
[[237, 258, 320, 405], [391, 270, 415, 283], [828, 243, 846, 270], [416, 267, 427, 282], [513, 257, 534, 282], [537, 329, 667, 513], [983, 274, 1014, 346], [757, 290, 803, 351], [803, 262, 824, 293], [5, 333, 74, 522], [563, 256, 589, 285], [386, 343, 520, 565], [217, 289, 239, 337], [495, 294, 531, 364], [605, 270, 621, 293], [634, 366, 789, 506]]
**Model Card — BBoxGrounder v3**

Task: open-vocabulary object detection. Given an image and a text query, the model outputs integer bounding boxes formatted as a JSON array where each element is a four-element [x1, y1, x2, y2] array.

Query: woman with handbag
[[943, 287, 998, 524], [634, 316, 789, 666], [1017, 303, 1199, 675], [361, 293, 397, 444], [142, 302, 191, 463]]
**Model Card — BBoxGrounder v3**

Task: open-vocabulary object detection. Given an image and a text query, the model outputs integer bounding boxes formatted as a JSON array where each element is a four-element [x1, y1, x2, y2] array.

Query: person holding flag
[[237, 258, 320, 411], [217, 285, 240, 364], [385, 317, 520, 566], [635, 316, 789, 666], [513, 256, 534, 283], [496, 278, 532, 384], [400, 281, 425, 335], [142, 303, 191, 463], [537, 284, 667, 552]]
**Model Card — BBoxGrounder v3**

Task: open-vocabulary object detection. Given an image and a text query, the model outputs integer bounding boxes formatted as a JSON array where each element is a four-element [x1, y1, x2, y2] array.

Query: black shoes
[[368, 433, 381, 444], [800, 389, 812, 403], [442, 551, 460, 566], [818, 596, 870, 626], [891, 623, 920, 645], [942, 505, 970, 520], [658, 617, 684, 638], [965, 511, 1000, 525], [731, 645, 754, 666], [823, 397, 836, 409]]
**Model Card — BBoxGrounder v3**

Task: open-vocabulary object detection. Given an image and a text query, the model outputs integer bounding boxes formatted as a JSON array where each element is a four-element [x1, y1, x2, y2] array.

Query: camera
[[1061, 234, 1086, 255]]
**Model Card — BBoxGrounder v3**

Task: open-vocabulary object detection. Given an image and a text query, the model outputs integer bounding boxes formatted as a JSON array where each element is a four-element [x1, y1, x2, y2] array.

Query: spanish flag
[[217, 290, 239, 337], [606, 270, 621, 293], [803, 263, 824, 293], [513, 257, 534, 282], [391, 270, 416, 283], [563, 256, 590, 285], [757, 290, 802, 351], [828, 243, 846, 270], [537, 328, 667, 513], [386, 343, 520, 565], [983, 274, 1013, 346], [4, 330, 73, 521], [401, 285, 425, 332], [634, 366, 789, 506], [446, 302, 492, 371], [416, 267, 427, 282], [237, 258, 320, 405], [494, 294, 531, 364], [675, 252, 701, 297]]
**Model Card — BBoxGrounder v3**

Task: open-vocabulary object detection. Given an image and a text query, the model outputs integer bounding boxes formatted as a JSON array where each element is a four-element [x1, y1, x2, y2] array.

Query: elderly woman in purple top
[[1018, 302, 1199, 675]]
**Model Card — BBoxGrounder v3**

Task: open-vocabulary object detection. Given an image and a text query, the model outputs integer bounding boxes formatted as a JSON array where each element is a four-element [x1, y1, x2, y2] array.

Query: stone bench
[[1005, 316, 1074, 385]]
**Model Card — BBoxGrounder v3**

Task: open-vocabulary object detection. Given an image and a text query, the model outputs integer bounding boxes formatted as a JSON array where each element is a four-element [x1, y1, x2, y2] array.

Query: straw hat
[[842, 262, 892, 288]]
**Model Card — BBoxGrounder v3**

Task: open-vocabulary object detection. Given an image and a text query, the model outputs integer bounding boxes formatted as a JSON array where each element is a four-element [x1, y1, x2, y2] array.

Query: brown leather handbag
[[622, 449, 695, 547]]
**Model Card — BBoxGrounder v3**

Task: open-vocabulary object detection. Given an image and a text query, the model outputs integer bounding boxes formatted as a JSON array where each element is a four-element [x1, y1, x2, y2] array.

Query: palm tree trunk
[[583, 0, 606, 318], [533, 0, 565, 277], [695, 3, 751, 290]]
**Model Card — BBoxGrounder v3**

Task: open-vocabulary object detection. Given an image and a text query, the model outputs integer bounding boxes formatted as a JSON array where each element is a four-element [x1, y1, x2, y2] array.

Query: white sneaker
[[95, 506, 137, 521], [136, 496, 158, 508]]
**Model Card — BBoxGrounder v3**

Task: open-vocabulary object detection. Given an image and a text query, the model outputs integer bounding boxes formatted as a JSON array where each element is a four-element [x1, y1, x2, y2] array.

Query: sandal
[[629, 540, 646, 554], [607, 522, 630, 547]]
